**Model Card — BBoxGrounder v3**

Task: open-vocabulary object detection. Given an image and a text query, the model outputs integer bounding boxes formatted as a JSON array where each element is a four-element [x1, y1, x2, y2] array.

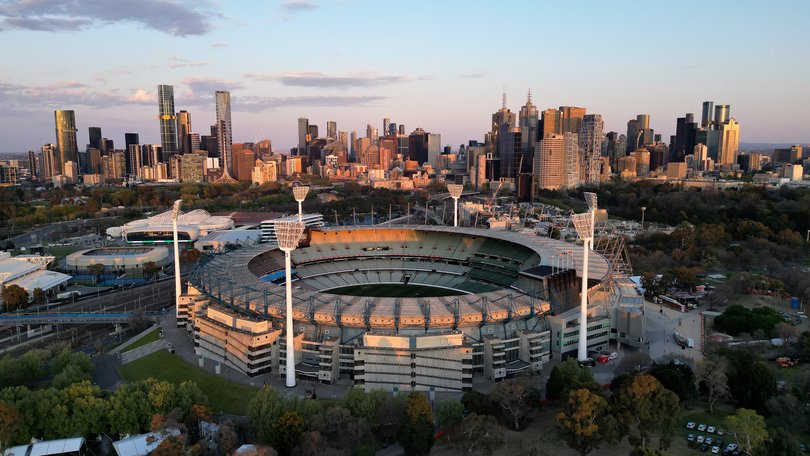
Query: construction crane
[[486, 180, 503, 213]]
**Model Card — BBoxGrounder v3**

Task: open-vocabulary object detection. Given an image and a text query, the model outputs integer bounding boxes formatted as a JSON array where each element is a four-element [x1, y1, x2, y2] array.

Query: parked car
[[688, 434, 696, 442], [597, 354, 610, 364], [687, 422, 697, 429], [578, 358, 596, 367], [701, 443, 710, 452], [697, 435, 705, 444], [698, 424, 707, 432], [726, 443, 738, 453], [708, 426, 716, 434], [717, 429, 725, 436], [609, 352, 619, 360], [712, 446, 721, 454], [706, 437, 713, 445]]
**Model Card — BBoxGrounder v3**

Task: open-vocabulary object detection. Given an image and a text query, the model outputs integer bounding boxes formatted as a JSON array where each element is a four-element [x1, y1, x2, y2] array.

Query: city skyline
[[0, 1, 808, 153]]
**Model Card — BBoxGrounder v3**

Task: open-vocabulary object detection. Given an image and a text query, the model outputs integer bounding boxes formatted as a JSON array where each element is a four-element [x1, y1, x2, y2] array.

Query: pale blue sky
[[0, 0, 807, 153]]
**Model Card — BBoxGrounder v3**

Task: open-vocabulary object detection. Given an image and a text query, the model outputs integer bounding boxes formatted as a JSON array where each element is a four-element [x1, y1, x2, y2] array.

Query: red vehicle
[[776, 357, 797, 368], [597, 354, 610, 364]]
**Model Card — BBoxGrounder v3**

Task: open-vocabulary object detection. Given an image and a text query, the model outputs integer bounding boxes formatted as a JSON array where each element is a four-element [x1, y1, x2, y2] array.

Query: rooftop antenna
[[527, 88, 532, 103], [502, 85, 507, 109]]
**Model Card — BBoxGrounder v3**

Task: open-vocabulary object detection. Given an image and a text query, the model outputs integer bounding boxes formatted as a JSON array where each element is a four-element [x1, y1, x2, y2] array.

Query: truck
[[56, 291, 81, 300]]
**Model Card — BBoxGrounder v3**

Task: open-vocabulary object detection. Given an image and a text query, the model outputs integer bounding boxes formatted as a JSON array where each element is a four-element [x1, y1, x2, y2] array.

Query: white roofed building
[[0, 252, 71, 306], [109, 209, 235, 244]]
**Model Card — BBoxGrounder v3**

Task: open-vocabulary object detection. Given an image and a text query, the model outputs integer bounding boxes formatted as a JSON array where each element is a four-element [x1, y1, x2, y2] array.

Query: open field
[[328, 283, 464, 297], [118, 349, 258, 415], [120, 327, 161, 353]]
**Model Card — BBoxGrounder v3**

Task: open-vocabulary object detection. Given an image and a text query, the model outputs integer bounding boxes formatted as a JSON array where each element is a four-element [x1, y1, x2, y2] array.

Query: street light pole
[[276, 221, 306, 388], [641, 206, 647, 230]]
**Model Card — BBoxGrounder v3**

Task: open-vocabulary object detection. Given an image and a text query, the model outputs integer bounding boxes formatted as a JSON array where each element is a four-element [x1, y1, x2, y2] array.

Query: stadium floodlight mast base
[[276, 221, 306, 388], [447, 184, 463, 227], [292, 186, 310, 222], [171, 199, 183, 324], [571, 211, 595, 362]]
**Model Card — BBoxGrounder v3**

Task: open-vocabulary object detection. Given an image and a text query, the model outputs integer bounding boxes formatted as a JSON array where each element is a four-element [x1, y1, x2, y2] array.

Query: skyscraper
[[157, 85, 178, 160], [519, 90, 539, 170], [534, 134, 565, 191], [124, 133, 140, 176], [215, 91, 233, 177], [559, 106, 586, 134], [177, 110, 191, 154], [701, 101, 714, 128], [54, 110, 78, 175], [88, 127, 102, 150], [714, 105, 730, 128], [717, 118, 740, 166], [297, 118, 309, 155], [326, 121, 337, 140], [670, 114, 697, 163], [540, 108, 562, 139], [579, 114, 604, 184]]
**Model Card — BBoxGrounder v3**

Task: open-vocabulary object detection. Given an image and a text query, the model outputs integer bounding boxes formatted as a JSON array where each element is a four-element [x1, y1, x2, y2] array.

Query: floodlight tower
[[276, 221, 306, 388], [171, 199, 183, 322], [571, 210, 595, 362], [584, 192, 597, 250], [293, 186, 310, 222], [447, 184, 463, 227]]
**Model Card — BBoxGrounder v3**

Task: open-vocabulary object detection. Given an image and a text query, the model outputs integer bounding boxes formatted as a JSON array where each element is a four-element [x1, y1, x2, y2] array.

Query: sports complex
[[180, 225, 645, 392]]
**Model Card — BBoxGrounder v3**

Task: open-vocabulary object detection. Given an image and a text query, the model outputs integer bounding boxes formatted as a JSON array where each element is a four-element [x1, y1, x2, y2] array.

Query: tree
[[87, 263, 105, 284], [724, 408, 768, 455], [2, 284, 28, 311], [648, 361, 697, 403], [435, 399, 464, 429], [31, 288, 46, 305], [143, 261, 160, 280], [611, 374, 680, 452], [216, 420, 240, 456], [765, 427, 802, 456], [546, 358, 600, 400], [309, 406, 372, 453], [340, 388, 386, 428], [0, 401, 21, 450], [398, 392, 435, 456], [179, 248, 202, 265], [248, 386, 286, 443], [491, 377, 533, 431], [556, 388, 618, 456], [723, 349, 775, 413], [271, 411, 304, 455], [52, 364, 91, 389], [151, 435, 186, 456], [775, 322, 799, 347], [450, 413, 504, 455], [695, 355, 730, 413]]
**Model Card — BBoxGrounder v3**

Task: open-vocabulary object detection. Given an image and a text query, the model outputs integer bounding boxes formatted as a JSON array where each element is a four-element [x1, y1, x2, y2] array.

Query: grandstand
[[182, 226, 618, 392]]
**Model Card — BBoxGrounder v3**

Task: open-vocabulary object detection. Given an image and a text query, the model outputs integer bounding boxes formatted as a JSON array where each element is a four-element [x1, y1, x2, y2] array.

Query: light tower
[[584, 192, 597, 250], [571, 193, 597, 362], [276, 220, 306, 388], [447, 184, 463, 227], [171, 199, 183, 324], [293, 185, 309, 222]]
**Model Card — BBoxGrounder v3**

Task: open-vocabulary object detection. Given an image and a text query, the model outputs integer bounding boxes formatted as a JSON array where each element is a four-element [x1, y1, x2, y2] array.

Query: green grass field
[[120, 327, 161, 353], [327, 283, 463, 297], [118, 350, 258, 415]]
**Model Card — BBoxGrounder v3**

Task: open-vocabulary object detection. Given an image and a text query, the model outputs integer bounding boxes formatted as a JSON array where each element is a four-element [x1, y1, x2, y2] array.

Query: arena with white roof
[[106, 209, 234, 244]]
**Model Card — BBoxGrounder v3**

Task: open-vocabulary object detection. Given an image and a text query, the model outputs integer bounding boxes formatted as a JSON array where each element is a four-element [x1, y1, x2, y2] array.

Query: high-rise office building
[[297, 118, 309, 155], [670, 114, 697, 163], [128, 145, 142, 179], [350, 131, 357, 161], [579, 114, 604, 184], [714, 105, 730, 128], [54, 110, 79, 175], [88, 127, 102, 150], [40, 144, 58, 180], [231, 144, 255, 181], [157, 85, 178, 159], [124, 133, 140, 177], [717, 118, 740, 166], [540, 108, 562, 139], [491, 92, 517, 157], [366, 124, 378, 141], [308, 125, 319, 141], [408, 129, 429, 164], [563, 133, 580, 189], [177, 110, 192, 154], [427, 133, 442, 167], [326, 121, 337, 140], [559, 106, 586, 134], [534, 134, 565, 191], [626, 114, 653, 152], [519, 91, 539, 169], [215, 91, 233, 177], [382, 118, 390, 138], [701, 101, 714, 128]]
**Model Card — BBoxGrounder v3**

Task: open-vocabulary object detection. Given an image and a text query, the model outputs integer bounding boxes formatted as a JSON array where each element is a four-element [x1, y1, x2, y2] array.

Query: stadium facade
[[180, 226, 643, 392]]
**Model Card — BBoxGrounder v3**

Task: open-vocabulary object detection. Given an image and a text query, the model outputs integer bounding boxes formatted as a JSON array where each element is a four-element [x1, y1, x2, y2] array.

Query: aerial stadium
[[180, 224, 644, 393]]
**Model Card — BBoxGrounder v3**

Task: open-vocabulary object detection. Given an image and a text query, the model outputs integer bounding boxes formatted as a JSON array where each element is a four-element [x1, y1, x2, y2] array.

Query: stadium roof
[[8, 269, 71, 292], [2, 437, 86, 456], [119, 209, 234, 234], [112, 429, 180, 456]]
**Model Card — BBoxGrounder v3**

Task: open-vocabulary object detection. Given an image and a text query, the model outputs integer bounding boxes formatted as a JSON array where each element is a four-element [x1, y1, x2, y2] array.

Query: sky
[[0, 0, 808, 154]]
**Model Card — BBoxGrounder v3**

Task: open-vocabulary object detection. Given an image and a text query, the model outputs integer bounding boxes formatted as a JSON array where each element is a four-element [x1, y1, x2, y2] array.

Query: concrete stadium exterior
[[180, 226, 643, 392]]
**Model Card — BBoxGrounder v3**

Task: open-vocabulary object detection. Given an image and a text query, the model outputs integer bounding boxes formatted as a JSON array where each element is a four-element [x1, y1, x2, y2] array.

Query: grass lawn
[[120, 327, 161, 353], [44, 245, 85, 258], [328, 284, 463, 298], [118, 349, 258, 415]]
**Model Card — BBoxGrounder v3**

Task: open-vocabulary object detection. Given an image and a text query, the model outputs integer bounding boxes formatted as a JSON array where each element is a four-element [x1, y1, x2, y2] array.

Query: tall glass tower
[[157, 85, 178, 162], [54, 110, 78, 175], [215, 91, 233, 177]]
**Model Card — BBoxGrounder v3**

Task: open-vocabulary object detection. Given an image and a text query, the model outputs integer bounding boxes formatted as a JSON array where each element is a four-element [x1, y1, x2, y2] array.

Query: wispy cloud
[[168, 57, 210, 69], [0, 81, 154, 110], [0, 0, 218, 36], [210, 42, 227, 48], [460, 72, 487, 79], [245, 71, 430, 88], [182, 76, 244, 93], [236, 94, 387, 111], [281, 1, 319, 11]]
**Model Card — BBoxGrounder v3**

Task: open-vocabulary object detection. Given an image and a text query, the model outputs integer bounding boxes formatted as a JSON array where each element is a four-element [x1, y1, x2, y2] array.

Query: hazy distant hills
[[739, 142, 808, 152]]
